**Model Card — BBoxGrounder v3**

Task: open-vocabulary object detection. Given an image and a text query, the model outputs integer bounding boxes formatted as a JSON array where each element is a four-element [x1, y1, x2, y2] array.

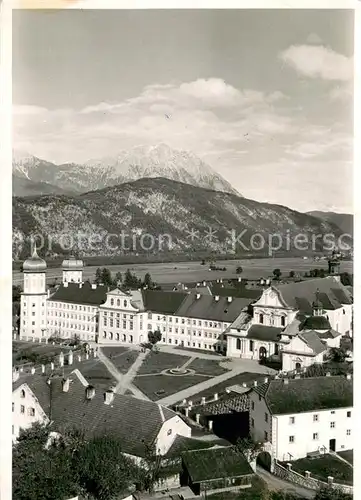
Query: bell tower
[[328, 250, 341, 281]]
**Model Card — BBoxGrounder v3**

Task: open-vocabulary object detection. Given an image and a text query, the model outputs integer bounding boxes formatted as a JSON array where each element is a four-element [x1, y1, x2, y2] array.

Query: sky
[[12, 9, 354, 213]]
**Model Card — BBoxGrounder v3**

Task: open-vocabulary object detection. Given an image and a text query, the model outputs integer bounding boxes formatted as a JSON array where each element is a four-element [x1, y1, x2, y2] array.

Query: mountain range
[[12, 177, 351, 260], [12, 144, 239, 197], [306, 211, 353, 238]]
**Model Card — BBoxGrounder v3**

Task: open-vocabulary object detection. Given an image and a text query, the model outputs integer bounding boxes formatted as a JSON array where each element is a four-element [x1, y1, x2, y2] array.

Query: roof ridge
[[158, 404, 165, 423], [70, 369, 89, 387]]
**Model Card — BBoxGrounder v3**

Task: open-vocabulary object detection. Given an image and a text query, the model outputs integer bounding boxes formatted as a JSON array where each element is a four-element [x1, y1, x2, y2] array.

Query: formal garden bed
[[284, 454, 353, 485], [109, 350, 139, 374], [137, 351, 190, 374], [101, 346, 129, 358], [187, 357, 230, 376], [133, 373, 208, 401]]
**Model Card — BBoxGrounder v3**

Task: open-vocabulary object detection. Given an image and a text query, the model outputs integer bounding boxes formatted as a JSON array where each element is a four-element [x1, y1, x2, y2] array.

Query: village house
[[12, 368, 192, 458], [248, 375, 353, 464]]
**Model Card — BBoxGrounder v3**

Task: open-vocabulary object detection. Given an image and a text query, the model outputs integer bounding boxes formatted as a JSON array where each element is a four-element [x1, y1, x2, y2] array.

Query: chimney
[[30, 367, 35, 375], [91, 284, 97, 289], [326, 372, 331, 377], [264, 377, 268, 383], [214, 295, 220, 302], [208, 420, 213, 431], [253, 380, 257, 387], [196, 293, 201, 300], [238, 277, 242, 282], [68, 351, 73, 365], [227, 296, 232, 303], [47, 289, 50, 298], [203, 281, 206, 286], [12, 369, 19, 382], [104, 390, 115, 405], [62, 378, 70, 392], [283, 378, 289, 385], [346, 373, 352, 380], [196, 283, 200, 287], [63, 282, 68, 288], [266, 279, 271, 285], [85, 385, 95, 400], [260, 278, 264, 285], [79, 283, 83, 289]]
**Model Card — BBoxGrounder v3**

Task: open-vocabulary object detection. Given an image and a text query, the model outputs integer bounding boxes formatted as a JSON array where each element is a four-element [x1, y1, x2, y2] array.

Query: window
[[347, 429, 351, 436], [236, 338, 241, 350], [313, 414, 319, 422], [20, 390, 25, 398], [281, 316, 286, 327], [265, 413, 268, 423], [331, 410, 335, 414], [104, 318, 107, 326], [313, 433, 319, 440], [110, 319, 113, 327], [251, 401, 255, 411], [130, 322, 133, 330], [330, 422, 335, 428], [148, 313, 152, 319], [289, 436, 294, 443], [347, 411, 351, 418], [20, 405, 25, 414], [123, 300, 127, 307], [28, 407, 35, 417], [259, 313, 264, 324], [289, 417, 295, 424], [32, 312, 35, 316], [123, 321, 126, 329], [117, 299, 120, 306], [12, 402, 14, 412], [167, 429, 172, 436], [264, 431, 268, 441], [251, 418, 254, 428], [249, 340, 254, 351]]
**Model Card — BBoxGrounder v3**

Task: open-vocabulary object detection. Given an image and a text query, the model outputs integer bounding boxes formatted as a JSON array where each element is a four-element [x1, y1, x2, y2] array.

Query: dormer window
[[20, 390, 25, 399], [281, 316, 286, 327], [117, 299, 120, 307], [110, 299, 114, 306], [259, 314, 264, 324], [123, 300, 127, 307]]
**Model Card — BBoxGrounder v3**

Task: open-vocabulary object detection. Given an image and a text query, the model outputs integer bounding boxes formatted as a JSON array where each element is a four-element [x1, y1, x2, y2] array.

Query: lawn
[[287, 454, 353, 485], [137, 351, 190, 374], [183, 372, 267, 402], [101, 346, 129, 357], [187, 357, 229, 376], [133, 373, 208, 401], [111, 350, 139, 374], [13, 342, 73, 365], [175, 345, 223, 356], [338, 450, 353, 466]]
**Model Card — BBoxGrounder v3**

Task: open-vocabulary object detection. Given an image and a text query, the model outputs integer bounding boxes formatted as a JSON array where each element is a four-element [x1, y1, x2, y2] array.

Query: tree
[[13, 285, 22, 303], [235, 437, 264, 461], [340, 272, 353, 287], [13, 423, 79, 500], [201, 259, 206, 265], [143, 272, 154, 289], [13, 423, 143, 500], [76, 434, 140, 500], [124, 269, 142, 289], [273, 268, 282, 280], [236, 266, 243, 274], [100, 268, 113, 287], [138, 443, 163, 493], [328, 347, 348, 363], [289, 270, 295, 278], [148, 330, 162, 345], [95, 267, 102, 285], [114, 271, 122, 287]]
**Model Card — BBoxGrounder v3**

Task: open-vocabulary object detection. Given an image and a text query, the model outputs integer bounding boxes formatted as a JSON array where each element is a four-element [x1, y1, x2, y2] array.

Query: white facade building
[[226, 276, 352, 371], [249, 375, 353, 462]]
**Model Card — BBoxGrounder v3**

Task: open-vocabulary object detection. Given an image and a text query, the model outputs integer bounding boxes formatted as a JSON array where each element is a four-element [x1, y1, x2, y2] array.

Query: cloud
[[280, 44, 353, 81], [13, 78, 294, 163], [329, 82, 353, 101]]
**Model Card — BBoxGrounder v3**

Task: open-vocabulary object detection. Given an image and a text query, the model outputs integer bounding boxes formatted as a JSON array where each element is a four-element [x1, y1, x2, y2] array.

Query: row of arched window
[[110, 298, 128, 308]]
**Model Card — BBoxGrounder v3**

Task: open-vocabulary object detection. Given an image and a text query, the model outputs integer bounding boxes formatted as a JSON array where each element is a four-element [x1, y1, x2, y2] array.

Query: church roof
[[246, 324, 283, 342], [252, 375, 353, 415], [48, 281, 107, 306], [275, 277, 352, 312], [301, 315, 332, 331]]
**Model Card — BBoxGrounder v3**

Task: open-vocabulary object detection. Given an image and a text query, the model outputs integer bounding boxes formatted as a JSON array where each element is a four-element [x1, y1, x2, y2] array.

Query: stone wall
[[274, 461, 353, 495]]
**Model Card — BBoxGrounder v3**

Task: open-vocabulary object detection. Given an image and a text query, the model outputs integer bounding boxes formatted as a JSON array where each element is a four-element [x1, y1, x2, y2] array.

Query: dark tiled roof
[[246, 324, 283, 341], [182, 446, 254, 482], [301, 315, 332, 331], [276, 277, 352, 312], [298, 331, 327, 355], [166, 436, 214, 457], [253, 376, 353, 415], [142, 290, 188, 315], [48, 281, 107, 306], [316, 329, 342, 339], [196, 393, 250, 416], [211, 284, 262, 300], [15, 371, 178, 457], [175, 293, 252, 322]]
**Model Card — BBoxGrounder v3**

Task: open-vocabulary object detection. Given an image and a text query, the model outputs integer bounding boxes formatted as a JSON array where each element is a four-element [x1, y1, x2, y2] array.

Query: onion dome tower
[[61, 256, 84, 284]]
